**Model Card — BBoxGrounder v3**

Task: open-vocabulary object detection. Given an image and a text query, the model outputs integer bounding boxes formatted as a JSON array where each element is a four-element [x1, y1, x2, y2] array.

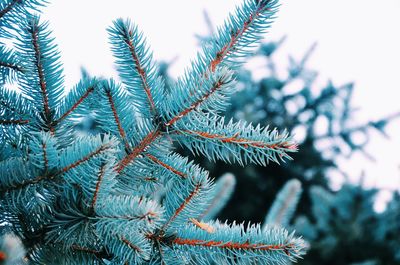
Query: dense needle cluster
[[0, 0, 306, 264]]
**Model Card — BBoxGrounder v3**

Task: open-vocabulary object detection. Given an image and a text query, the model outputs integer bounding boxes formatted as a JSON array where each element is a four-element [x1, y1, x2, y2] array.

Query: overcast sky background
[[42, 0, 400, 207]]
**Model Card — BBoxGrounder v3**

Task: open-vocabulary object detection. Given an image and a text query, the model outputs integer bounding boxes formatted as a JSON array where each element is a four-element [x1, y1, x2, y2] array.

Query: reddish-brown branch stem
[[90, 163, 106, 212], [166, 80, 224, 126], [115, 129, 160, 173], [183, 130, 297, 150], [173, 237, 294, 252], [0, 119, 29, 125], [161, 183, 201, 231], [71, 244, 103, 255], [42, 142, 48, 172], [105, 89, 131, 152], [120, 236, 143, 253], [0, 0, 20, 19], [209, 3, 268, 72], [1, 143, 111, 194], [99, 211, 157, 221], [146, 154, 186, 179], [124, 33, 156, 115], [0, 61, 23, 72], [61, 144, 111, 173], [31, 24, 52, 125], [56, 86, 95, 124]]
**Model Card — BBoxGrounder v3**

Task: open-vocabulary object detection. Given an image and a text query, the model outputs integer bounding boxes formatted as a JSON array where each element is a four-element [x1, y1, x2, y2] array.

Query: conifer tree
[[0, 0, 306, 264]]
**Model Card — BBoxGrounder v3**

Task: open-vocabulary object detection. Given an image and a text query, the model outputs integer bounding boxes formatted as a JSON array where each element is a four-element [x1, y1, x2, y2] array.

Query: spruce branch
[[96, 79, 140, 152], [30, 20, 51, 120], [109, 233, 151, 264], [0, 158, 46, 194], [108, 18, 163, 117], [208, 0, 279, 71], [0, 86, 33, 127], [0, 135, 115, 194], [175, 114, 297, 166], [95, 195, 164, 232], [115, 128, 161, 173], [28, 132, 58, 173], [55, 78, 99, 126], [0, 119, 29, 125], [0, 86, 32, 154], [164, 67, 235, 127], [162, 221, 305, 264], [16, 15, 64, 130], [161, 170, 212, 232], [0, 0, 45, 20], [0, 0, 19, 19], [146, 153, 188, 179], [104, 81, 133, 152], [89, 162, 107, 212], [59, 136, 116, 175], [172, 0, 278, 105], [0, 46, 23, 83]]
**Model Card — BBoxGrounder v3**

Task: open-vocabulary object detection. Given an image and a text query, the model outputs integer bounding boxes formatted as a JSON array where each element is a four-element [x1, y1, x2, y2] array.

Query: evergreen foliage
[[263, 179, 302, 229], [293, 184, 400, 265], [176, 23, 399, 223], [169, 14, 400, 264], [0, 0, 307, 264]]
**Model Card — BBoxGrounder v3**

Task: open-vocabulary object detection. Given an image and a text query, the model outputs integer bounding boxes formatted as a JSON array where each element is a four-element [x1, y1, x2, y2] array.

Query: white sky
[[42, 0, 400, 198]]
